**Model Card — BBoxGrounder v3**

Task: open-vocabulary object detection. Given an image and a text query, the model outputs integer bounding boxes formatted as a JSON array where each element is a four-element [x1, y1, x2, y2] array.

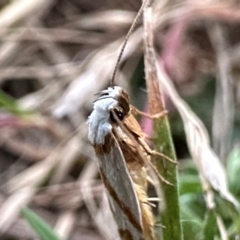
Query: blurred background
[[0, 0, 240, 239]]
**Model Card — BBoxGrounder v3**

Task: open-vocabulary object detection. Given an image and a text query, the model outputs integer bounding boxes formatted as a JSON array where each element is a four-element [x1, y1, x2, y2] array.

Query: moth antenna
[[110, 0, 148, 87]]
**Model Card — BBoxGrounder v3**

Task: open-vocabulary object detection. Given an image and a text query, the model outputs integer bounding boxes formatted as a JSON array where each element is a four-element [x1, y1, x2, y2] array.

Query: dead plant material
[[156, 61, 239, 209], [0, 0, 240, 239], [209, 24, 234, 164]]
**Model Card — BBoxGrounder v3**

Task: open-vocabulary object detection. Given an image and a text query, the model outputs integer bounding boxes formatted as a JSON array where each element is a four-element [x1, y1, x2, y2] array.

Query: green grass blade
[[22, 207, 64, 240], [0, 89, 33, 116], [200, 209, 217, 240], [227, 147, 240, 195], [142, 3, 182, 239], [153, 117, 183, 240]]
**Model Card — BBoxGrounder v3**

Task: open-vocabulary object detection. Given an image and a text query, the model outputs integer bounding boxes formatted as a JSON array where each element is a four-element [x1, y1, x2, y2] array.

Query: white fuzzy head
[[88, 86, 129, 145]]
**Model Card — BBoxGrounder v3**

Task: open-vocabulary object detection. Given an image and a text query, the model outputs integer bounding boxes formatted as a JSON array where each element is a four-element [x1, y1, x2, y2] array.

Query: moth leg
[[111, 109, 174, 185], [155, 222, 166, 229], [146, 159, 173, 186], [138, 137, 177, 164], [151, 150, 177, 164], [147, 197, 160, 202], [145, 197, 161, 207], [142, 201, 157, 208], [131, 106, 167, 119], [147, 175, 155, 185], [149, 162, 174, 186], [142, 133, 154, 141]]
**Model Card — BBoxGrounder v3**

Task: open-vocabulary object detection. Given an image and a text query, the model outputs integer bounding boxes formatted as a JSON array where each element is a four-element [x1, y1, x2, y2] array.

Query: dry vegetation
[[0, 0, 240, 239]]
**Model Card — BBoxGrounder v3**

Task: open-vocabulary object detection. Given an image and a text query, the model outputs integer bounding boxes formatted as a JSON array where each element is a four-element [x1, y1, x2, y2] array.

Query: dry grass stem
[[52, 29, 142, 119], [156, 62, 239, 208], [54, 211, 76, 239], [208, 24, 234, 164], [0, 187, 36, 233], [0, 0, 240, 239], [0, 0, 52, 37], [81, 180, 119, 240]]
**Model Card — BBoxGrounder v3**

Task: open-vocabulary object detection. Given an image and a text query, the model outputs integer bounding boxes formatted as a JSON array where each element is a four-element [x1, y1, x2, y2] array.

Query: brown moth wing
[[124, 113, 145, 139], [96, 133, 144, 240], [113, 127, 157, 240]]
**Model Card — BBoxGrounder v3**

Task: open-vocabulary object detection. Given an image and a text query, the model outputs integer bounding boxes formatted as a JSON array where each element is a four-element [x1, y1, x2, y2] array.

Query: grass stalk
[[143, 2, 183, 240]]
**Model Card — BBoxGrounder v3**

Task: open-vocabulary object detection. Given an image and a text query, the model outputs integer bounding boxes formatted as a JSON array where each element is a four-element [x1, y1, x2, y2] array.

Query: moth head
[[97, 86, 130, 122]]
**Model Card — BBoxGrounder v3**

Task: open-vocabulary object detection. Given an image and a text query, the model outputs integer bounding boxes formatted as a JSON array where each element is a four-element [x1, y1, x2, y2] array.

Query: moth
[[88, 86, 162, 240], [87, 1, 175, 239]]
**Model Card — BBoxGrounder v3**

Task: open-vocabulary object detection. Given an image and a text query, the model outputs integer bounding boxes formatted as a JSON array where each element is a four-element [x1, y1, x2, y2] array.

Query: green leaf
[[200, 209, 217, 240], [180, 193, 206, 240], [0, 89, 33, 116], [227, 147, 240, 195], [180, 193, 206, 219], [22, 207, 64, 240], [180, 201, 202, 240], [227, 214, 240, 238], [179, 174, 202, 195]]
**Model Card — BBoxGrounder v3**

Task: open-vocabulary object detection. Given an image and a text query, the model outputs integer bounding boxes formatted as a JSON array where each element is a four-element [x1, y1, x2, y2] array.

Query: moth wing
[[98, 133, 143, 240]]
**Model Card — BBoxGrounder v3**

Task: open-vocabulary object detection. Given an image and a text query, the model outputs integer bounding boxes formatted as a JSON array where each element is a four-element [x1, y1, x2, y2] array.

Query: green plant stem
[[153, 117, 182, 240], [142, 2, 182, 239]]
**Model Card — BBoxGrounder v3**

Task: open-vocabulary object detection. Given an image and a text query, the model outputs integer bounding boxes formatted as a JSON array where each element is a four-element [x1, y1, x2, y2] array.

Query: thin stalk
[[143, 2, 183, 240]]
